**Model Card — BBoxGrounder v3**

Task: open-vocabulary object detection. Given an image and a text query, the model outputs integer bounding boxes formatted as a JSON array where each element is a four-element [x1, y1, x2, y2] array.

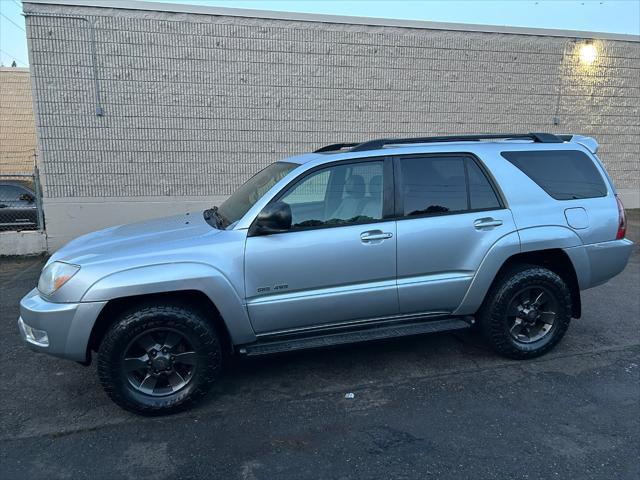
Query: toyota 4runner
[[18, 133, 633, 415]]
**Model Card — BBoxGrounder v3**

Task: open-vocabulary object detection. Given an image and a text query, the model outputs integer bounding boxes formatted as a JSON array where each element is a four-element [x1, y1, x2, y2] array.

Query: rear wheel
[[97, 303, 222, 415], [479, 265, 572, 359]]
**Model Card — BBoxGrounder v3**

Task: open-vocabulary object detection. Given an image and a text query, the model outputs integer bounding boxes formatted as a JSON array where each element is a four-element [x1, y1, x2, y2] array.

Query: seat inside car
[[359, 175, 383, 219], [330, 175, 366, 220]]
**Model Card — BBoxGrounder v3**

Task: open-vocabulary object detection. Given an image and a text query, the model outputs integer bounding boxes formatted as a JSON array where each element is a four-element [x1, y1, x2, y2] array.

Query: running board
[[239, 317, 472, 356]]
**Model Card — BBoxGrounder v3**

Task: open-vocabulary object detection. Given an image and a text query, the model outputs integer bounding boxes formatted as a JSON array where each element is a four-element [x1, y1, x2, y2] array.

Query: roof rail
[[313, 142, 361, 153], [351, 132, 564, 152], [556, 135, 574, 142], [314, 132, 566, 154]]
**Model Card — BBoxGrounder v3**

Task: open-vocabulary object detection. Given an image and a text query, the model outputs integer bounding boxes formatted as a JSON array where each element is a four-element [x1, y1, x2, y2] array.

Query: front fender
[[81, 262, 256, 344]]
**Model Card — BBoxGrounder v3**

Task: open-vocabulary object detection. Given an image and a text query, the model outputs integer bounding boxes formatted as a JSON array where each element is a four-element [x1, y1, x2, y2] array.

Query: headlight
[[38, 261, 80, 295]]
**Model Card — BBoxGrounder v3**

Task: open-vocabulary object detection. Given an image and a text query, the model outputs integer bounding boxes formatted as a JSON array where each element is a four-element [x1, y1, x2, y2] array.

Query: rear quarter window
[[501, 150, 608, 200]]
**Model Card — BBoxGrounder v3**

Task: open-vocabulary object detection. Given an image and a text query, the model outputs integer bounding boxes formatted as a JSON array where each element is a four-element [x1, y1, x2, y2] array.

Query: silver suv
[[19, 133, 633, 415]]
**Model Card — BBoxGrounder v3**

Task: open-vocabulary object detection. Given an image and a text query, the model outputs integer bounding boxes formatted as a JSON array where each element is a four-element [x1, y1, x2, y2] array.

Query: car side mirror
[[251, 201, 292, 235], [19, 193, 35, 203]]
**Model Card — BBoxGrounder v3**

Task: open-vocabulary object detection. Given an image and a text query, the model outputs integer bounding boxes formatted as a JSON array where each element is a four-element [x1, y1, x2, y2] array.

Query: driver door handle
[[360, 230, 393, 242]]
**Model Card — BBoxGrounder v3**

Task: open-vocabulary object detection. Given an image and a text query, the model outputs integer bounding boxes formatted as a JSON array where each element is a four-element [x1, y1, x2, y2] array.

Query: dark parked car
[[0, 181, 38, 231]]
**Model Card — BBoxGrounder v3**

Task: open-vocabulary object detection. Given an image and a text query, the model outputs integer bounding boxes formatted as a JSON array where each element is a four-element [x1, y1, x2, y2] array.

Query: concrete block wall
[[23, 0, 640, 249]]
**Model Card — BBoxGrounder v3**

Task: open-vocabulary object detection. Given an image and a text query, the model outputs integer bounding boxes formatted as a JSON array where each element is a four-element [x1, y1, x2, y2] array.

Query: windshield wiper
[[203, 206, 229, 229]]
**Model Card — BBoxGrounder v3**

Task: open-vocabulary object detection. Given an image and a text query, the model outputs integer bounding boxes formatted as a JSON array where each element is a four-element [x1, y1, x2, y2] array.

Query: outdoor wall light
[[578, 43, 598, 65]]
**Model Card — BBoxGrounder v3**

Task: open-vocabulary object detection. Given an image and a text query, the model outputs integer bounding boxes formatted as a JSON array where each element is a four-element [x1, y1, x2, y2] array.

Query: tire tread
[[97, 303, 221, 416], [479, 264, 572, 359]]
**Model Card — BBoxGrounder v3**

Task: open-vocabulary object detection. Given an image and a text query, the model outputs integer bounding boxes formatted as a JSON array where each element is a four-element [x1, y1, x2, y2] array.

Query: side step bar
[[239, 317, 472, 356]]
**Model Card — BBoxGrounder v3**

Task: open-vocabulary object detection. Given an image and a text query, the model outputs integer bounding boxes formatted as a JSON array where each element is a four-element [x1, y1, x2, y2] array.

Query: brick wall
[[21, 1, 640, 248], [0, 68, 37, 174]]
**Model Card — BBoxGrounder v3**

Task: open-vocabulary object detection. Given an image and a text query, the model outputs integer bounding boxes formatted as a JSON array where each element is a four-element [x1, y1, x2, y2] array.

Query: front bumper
[[18, 288, 107, 362]]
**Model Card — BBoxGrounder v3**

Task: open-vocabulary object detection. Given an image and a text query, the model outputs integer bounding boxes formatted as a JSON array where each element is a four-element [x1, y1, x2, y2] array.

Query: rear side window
[[398, 156, 501, 217], [467, 160, 501, 210], [501, 150, 607, 200], [400, 156, 467, 216]]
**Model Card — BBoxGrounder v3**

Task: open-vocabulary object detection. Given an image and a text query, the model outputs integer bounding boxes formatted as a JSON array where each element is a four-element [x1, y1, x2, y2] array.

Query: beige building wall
[[23, 0, 640, 250], [0, 68, 37, 174]]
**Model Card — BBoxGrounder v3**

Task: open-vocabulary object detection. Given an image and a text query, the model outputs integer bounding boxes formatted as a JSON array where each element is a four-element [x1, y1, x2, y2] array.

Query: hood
[[50, 212, 220, 266]]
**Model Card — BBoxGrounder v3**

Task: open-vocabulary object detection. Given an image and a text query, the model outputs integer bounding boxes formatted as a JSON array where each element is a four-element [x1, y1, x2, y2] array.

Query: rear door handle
[[360, 230, 393, 242], [474, 218, 503, 229]]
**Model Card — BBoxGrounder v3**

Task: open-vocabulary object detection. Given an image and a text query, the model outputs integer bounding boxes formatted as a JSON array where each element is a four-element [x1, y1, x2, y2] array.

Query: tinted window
[[400, 157, 467, 216], [280, 161, 384, 229], [501, 150, 607, 200], [467, 160, 501, 210]]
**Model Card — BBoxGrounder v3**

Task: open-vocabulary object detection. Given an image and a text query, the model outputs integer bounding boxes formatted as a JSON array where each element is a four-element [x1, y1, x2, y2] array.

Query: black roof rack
[[313, 142, 361, 153], [314, 132, 565, 154], [555, 134, 574, 142]]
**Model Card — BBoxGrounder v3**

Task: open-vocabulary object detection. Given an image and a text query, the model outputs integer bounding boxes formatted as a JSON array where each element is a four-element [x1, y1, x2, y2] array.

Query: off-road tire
[[478, 264, 572, 359], [97, 303, 222, 415]]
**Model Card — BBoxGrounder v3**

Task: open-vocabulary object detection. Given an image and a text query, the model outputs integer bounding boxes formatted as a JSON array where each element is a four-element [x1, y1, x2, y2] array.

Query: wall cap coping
[[23, 0, 640, 42]]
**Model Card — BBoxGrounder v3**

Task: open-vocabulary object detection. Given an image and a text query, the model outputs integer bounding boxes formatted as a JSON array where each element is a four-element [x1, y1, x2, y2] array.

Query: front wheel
[[478, 265, 573, 359], [97, 303, 222, 415]]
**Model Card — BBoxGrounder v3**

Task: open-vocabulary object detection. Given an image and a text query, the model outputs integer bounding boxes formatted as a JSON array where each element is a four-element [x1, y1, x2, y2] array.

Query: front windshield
[[216, 162, 298, 226]]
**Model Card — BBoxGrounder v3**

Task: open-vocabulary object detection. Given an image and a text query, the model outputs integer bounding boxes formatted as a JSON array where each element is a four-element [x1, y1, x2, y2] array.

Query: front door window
[[279, 161, 384, 229]]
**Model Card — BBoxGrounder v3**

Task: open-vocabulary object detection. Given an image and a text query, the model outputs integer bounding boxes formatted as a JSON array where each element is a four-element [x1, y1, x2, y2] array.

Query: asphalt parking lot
[[1, 212, 638, 480]]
